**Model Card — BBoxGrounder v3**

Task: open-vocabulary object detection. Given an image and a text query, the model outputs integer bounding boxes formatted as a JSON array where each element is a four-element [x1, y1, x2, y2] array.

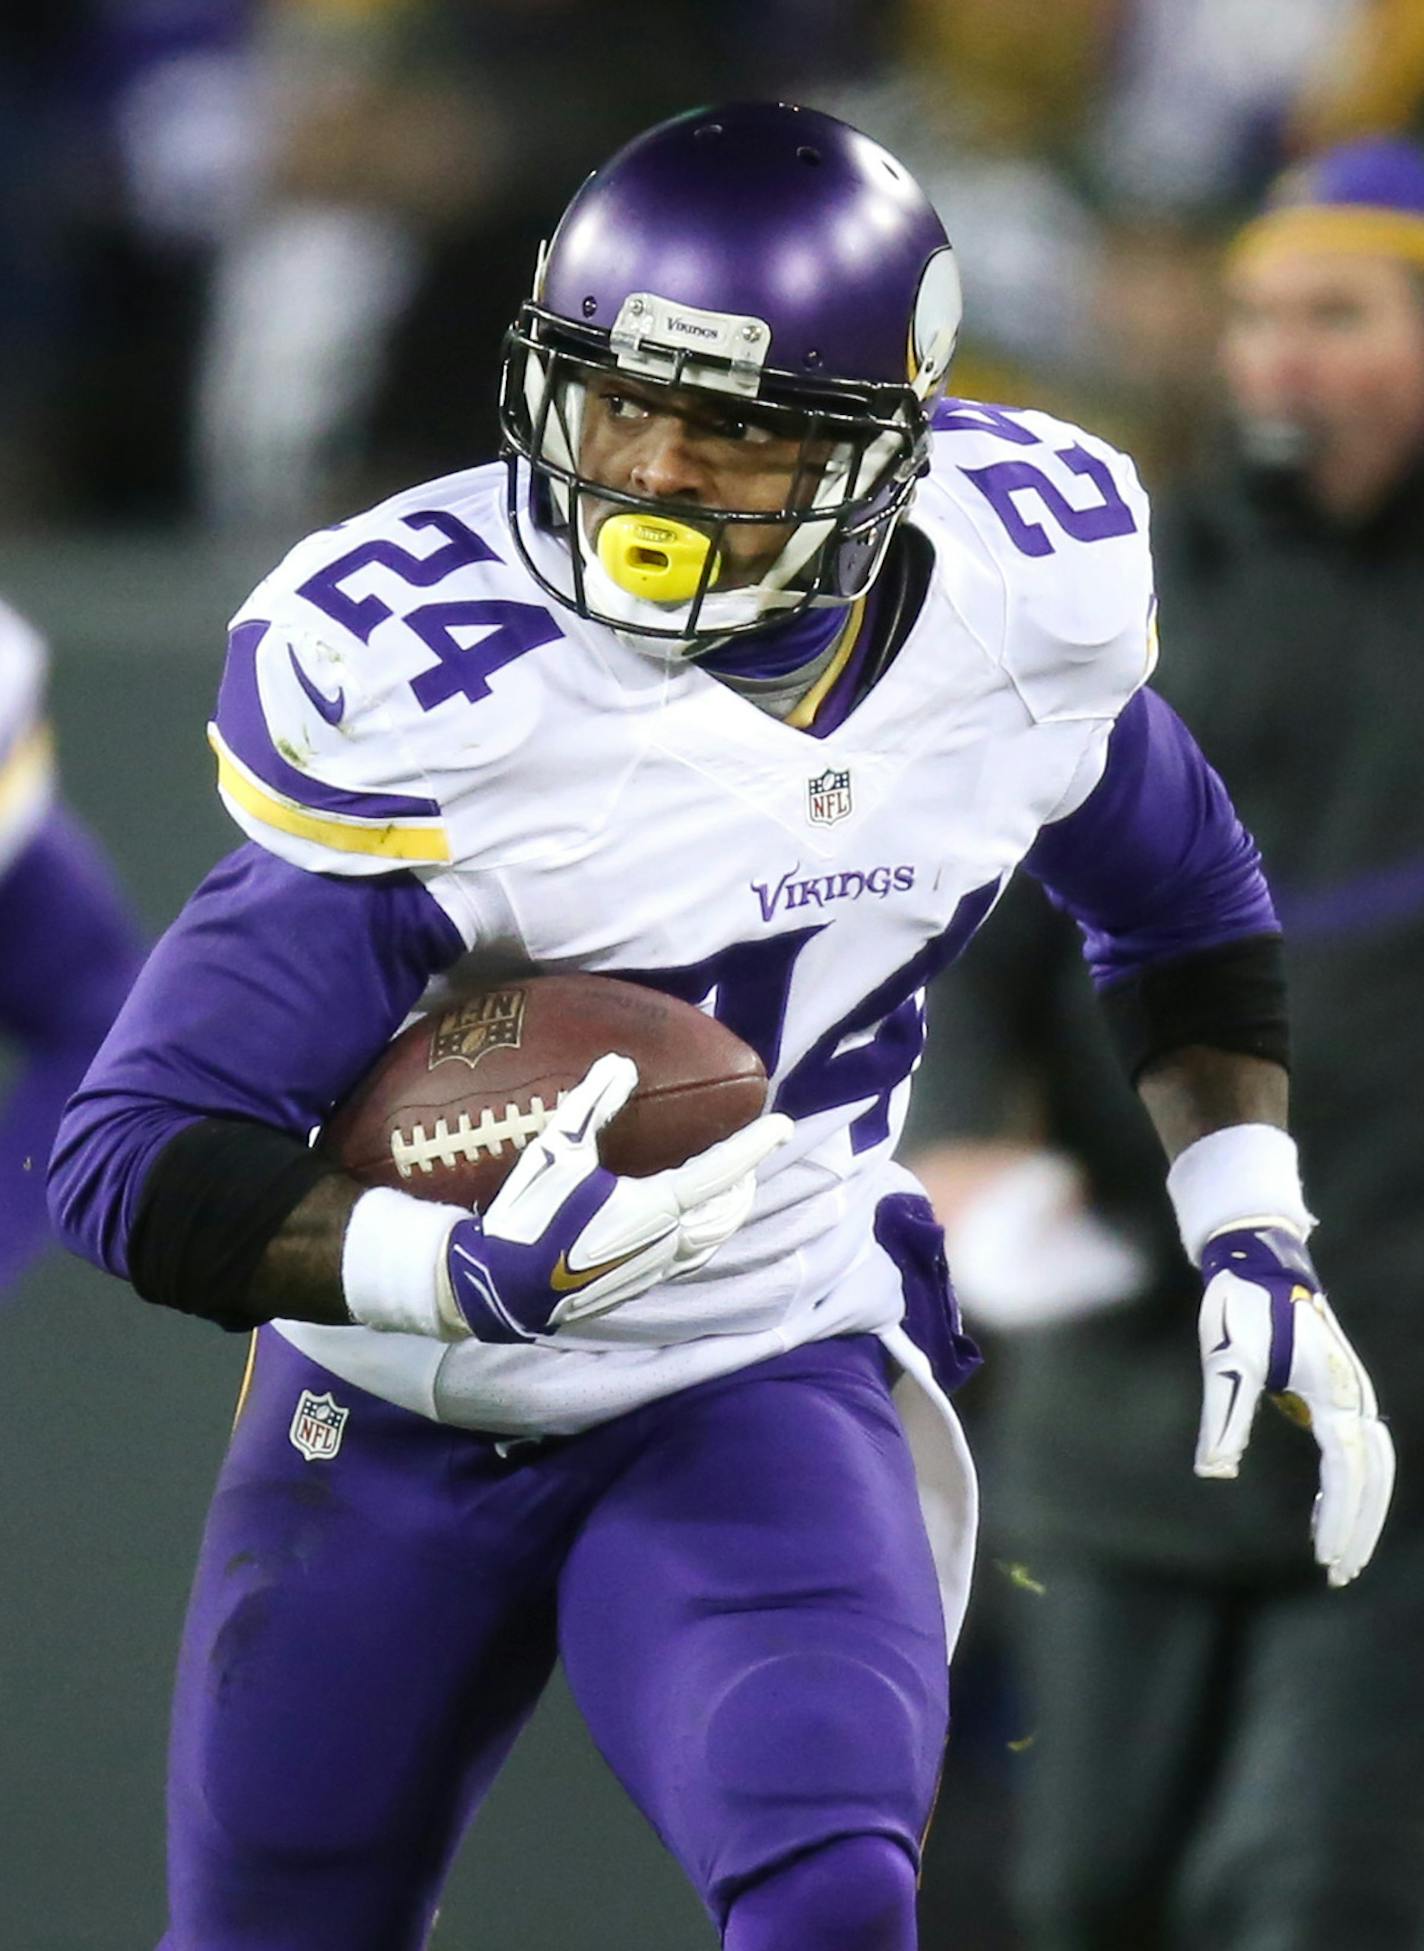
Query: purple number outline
[[407, 601, 565, 710], [298, 510, 501, 643], [615, 880, 1000, 1154], [933, 401, 1040, 446], [960, 445, 1137, 559], [298, 509, 563, 711]]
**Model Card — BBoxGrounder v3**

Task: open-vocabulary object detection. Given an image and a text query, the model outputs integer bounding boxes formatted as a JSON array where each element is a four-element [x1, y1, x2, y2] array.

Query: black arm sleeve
[[1098, 932, 1290, 1084], [126, 1118, 343, 1331]]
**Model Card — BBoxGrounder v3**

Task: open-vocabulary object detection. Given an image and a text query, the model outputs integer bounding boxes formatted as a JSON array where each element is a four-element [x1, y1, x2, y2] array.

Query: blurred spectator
[[828, 0, 1372, 479], [5, 0, 1399, 531], [0, 18, 79, 518], [195, 0, 889, 525], [0, 3, 263, 526], [1294, 0, 1424, 150], [0, 596, 144, 1294], [1094, 0, 1366, 215], [910, 135, 1424, 1949]]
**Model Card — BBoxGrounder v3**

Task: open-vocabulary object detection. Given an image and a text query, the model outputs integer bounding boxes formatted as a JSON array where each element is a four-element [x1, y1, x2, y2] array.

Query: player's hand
[[1195, 1225, 1395, 1587], [439, 1053, 791, 1343]]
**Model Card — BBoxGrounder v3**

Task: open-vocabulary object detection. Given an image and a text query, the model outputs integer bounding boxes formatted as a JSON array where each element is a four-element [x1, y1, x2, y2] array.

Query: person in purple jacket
[[49, 105, 1394, 1951], [0, 595, 143, 1297]]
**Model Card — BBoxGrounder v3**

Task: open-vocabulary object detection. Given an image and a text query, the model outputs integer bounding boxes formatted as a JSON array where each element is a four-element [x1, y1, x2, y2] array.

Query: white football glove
[[1195, 1225, 1396, 1587], [442, 1053, 792, 1342]]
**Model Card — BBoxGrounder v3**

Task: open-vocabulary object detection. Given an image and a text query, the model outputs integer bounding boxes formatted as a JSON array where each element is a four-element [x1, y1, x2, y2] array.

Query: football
[[319, 971, 769, 1210]]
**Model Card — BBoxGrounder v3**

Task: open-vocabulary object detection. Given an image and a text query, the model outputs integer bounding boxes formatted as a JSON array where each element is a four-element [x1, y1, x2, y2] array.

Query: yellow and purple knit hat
[[1232, 136, 1424, 270]]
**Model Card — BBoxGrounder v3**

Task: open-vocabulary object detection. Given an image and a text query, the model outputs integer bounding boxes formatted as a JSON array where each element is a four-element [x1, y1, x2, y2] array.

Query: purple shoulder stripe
[[214, 621, 442, 822]]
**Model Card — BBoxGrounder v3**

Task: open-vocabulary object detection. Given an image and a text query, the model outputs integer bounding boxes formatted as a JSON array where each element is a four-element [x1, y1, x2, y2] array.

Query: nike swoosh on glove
[[439, 1052, 791, 1343], [1196, 1225, 1396, 1587]]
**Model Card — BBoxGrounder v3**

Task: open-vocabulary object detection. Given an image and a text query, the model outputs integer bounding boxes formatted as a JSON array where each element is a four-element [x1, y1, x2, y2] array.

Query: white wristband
[[1165, 1124, 1315, 1266], [341, 1187, 471, 1340]]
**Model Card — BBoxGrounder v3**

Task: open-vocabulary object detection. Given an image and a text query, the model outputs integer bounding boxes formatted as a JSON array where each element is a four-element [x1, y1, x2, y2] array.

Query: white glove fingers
[[1313, 1294, 1379, 1417], [1191, 1244, 1393, 1587], [1194, 1361, 1259, 1478], [673, 1173, 758, 1264], [1194, 1274, 1266, 1478], [1310, 1408, 1368, 1577], [548, 1052, 640, 1149], [1328, 1418, 1397, 1588], [1194, 1381, 1256, 1478], [665, 1111, 792, 1211], [485, 1065, 632, 1229], [576, 1174, 679, 1259]]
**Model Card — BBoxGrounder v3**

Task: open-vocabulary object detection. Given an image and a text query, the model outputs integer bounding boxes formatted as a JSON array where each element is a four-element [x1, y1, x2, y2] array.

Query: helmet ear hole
[[797, 145, 821, 166]]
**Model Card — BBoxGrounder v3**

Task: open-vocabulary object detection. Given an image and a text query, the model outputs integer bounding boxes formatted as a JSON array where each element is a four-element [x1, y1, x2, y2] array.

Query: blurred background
[[4, 1, 1423, 1944]]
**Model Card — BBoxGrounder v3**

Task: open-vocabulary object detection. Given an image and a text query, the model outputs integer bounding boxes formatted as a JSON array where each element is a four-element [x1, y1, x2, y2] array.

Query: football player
[[0, 596, 142, 1296], [50, 105, 1394, 1950]]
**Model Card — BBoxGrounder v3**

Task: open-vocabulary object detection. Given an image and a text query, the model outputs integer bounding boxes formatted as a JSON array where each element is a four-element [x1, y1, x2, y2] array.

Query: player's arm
[[51, 593, 785, 1342], [1023, 686, 1394, 1585], [47, 843, 463, 1328], [1023, 686, 1291, 1151], [1, 806, 145, 1291], [48, 845, 784, 1343]]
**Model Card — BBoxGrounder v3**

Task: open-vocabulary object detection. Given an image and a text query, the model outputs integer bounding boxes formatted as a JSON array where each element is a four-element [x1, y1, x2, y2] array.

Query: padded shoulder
[[210, 464, 547, 880], [209, 613, 452, 876], [248, 463, 510, 657], [920, 399, 1157, 724]]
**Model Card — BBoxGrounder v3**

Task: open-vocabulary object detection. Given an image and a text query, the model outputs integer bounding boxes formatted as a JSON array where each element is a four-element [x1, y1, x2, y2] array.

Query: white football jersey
[[0, 597, 54, 875], [214, 402, 1155, 1442]]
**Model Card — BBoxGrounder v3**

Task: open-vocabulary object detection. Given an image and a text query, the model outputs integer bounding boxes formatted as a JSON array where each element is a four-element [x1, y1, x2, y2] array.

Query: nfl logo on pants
[[807, 766, 853, 827], [289, 1388, 350, 1461]]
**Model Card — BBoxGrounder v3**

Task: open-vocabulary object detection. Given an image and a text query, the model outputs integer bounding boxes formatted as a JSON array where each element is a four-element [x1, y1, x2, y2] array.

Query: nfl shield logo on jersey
[[289, 1389, 350, 1462], [807, 767, 853, 827]]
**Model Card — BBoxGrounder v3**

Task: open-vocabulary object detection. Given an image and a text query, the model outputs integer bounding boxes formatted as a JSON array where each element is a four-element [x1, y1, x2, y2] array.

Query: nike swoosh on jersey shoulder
[[288, 642, 346, 725]]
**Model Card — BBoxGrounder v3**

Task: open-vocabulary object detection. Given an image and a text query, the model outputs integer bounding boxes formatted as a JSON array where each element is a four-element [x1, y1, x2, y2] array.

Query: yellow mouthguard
[[596, 513, 721, 604]]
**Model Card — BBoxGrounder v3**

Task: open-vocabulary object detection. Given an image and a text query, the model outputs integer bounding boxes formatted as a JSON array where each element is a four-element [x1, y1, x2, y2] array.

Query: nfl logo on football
[[807, 766, 853, 827], [429, 988, 527, 1071], [289, 1389, 350, 1462]]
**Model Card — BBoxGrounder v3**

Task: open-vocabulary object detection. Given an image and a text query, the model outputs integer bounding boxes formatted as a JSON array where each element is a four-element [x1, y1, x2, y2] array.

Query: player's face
[[1222, 250, 1424, 517], [576, 374, 831, 586]]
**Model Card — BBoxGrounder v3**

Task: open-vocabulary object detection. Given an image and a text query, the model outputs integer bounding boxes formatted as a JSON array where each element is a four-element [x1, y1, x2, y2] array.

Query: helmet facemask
[[500, 299, 930, 660]]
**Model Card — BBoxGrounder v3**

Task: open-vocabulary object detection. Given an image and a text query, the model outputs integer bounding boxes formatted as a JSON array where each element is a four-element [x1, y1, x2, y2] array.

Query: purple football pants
[[159, 1329, 949, 1949]]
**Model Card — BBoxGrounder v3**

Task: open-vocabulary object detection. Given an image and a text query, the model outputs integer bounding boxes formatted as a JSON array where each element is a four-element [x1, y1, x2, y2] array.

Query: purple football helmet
[[499, 101, 961, 654]]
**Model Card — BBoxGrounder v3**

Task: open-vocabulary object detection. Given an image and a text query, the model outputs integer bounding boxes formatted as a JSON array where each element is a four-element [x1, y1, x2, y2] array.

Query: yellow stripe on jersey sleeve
[[208, 725, 451, 864], [0, 720, 55, 828]]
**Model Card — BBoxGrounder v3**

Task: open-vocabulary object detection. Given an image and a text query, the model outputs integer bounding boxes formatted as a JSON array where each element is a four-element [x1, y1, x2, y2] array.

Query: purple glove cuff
[[1200, 1225, 1320, 1395], [445, 1165, 616, 1342]]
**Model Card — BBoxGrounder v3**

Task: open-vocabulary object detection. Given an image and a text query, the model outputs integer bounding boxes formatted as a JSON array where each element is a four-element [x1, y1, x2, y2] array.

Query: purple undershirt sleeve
[[47, 843, 466, 1281], [1023, 687, 1278, 988], [0, 807, 146, 1293]]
